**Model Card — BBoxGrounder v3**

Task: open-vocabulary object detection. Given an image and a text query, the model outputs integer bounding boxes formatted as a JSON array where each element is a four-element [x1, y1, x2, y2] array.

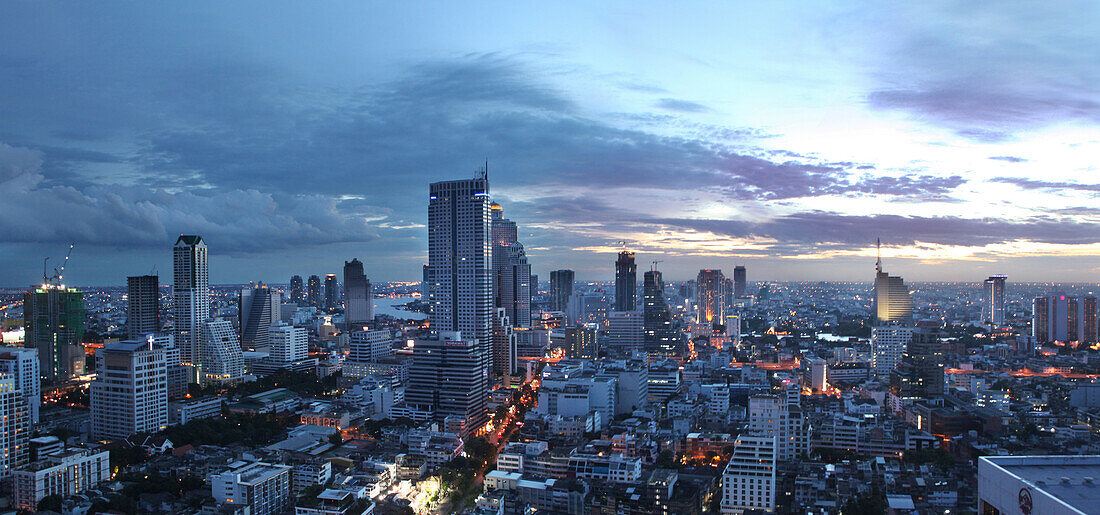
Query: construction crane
[[651, 260, 663, 272], [43, 243, 74, 286]]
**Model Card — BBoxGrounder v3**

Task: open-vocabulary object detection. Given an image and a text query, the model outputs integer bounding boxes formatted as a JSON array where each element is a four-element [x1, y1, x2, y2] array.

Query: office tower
[[549, 269, 574, 312], [982, 275, 1007, 326], [872, 241, 913, 324], [23, 285, 85, 382], [890, 328, 945, 404], [491, 203, 532, 328], [13, 448, 110, 511], [269, 323, 307, 367], [173, 235, 209, 381], [733, 265, 747, 299], [126, 274, 160, 339], [565, 324, 598, 359], [806, 357, 827, 393], [239, 284, 281, 350], [202, 320, 244, 385], [566, 291, 610, 325], [90, 339, 168, 440], [871, 324, 912, 378], [306, 275, 321, 308], [607, 311, 645, 353], [145, 332, 188, 399], [724, 315, 741, 344], [289, 275, 304, 305], [209, 460, 292, 515], [491, 307, 517, 377], [696, 269, 727, 324], [643, 270, 676, 358], [421, 264, 431, 300], [720, 435, 777, 514], [1033, 295, 1098, 344], [323, 274, 338, 312], [427, 176, 493, 429], [747, 394, 809, 462], [0, 348, 40, 424], [614, 251, 637, 311], [530, 274, 538, 295], [343, 258, 373, 327], [347, 329, 392, 363], [405, 332, 488, 435], [0, 375, 30, 478]]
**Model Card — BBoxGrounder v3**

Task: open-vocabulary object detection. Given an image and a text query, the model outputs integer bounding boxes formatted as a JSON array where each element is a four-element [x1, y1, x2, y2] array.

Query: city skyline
[[3, 3, 1100, 286]]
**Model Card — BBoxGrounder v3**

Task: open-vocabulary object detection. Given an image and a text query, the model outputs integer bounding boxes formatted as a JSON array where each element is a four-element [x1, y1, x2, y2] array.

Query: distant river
[[373, 296, 428, 320]]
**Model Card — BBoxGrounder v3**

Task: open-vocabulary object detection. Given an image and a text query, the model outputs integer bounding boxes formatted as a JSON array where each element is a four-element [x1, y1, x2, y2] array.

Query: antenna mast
[[875, 238, 882, 273]]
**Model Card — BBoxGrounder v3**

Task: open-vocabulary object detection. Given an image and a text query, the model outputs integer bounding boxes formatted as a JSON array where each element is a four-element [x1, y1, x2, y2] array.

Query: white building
[[567, 452, 643, 483], [978, 455, 1100, 515], [347, 329, 392, 364], [202, 320, 245, 385], [168, 396, 223, 425], [270, 323, 308, 367], [748, 395, 808, 462], [90, 339, 168, 440], [210, 460, 292, 515], [607, 311, 644, 352], [0, 347, 40, 424], [12, 448, 110, 511], [871, 325, 912, 378], [805, 357, 827, 393], [174, 235, 209, 382], [721, 435, 778, 514]]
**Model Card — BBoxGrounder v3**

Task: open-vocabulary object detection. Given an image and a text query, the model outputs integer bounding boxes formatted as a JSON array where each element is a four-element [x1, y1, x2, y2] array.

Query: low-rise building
[[12, 448, 110, 511], [209, 460, 293, 515]]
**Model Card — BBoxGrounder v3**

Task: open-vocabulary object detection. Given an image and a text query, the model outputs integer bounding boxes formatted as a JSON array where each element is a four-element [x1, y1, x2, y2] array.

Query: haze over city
[[3, 2, 1100, 286]]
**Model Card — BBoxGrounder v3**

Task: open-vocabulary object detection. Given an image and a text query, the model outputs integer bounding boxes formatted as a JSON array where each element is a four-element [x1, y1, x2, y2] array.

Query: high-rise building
[[289, 275, 304, 305], [90, 339, 168, 440], [982, 275, 1007, 326], [239, 284, 281, 350], [733, 265, 747, 299], [724, 315, 741, 346], [696, 269, 726, 325], [607, 311, 645, 353], [530, 274, 539, 295], [871, 324, 912, 378], [490, 308, 517, 378], [872, 242, 913, 325], [347, 329, 392, 364], [565, 324, 597, 359], [126, 275, 160, 339], [614, 251, 637, 312], [405, 332, 488, 435], [1033, 294, 1098, 344], [421, 264, 431, 302], [23, 285, 85, 383], [144, 332, 188, 399], [173, 235, 209, 382], [202, 320, 244, 385], [643, 270, 676, 358], [549, 269, 574, 312], [890, 328, 945, 403], [0, 348, 40, 424], [0, 374, 30, 477], [269, 323, 307, 367], [720, 435, 777, 514], [323, 274, 338, 312], [306, 275, 321, 308], [491, 203, 532, 328], [747, 394, 809, 462], [343, 259, 373, 327], [426, 176, 492, 432]]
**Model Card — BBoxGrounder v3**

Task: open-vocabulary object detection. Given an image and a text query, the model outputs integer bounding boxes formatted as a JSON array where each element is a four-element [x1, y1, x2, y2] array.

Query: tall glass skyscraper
[[872, 244, 912, 325], [491, 203, 531, 327], [615, 251, 637, 311], [983, 275, 1007, 326], [733, 265, 747, 299], [344, 258, 373, 327], [307, 275, 321, 307], [24, 285, 85, 382], [549, 269, 574, 312], [643, 269, 676, 358], [173, 235, 208, 382], [323, 274, 338, 312], [289, 275, 304, 305], [696, 269, 726, 324]]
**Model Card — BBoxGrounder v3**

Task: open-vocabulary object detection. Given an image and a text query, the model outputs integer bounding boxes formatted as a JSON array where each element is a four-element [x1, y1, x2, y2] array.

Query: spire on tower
[[875, 238, 882, 273]]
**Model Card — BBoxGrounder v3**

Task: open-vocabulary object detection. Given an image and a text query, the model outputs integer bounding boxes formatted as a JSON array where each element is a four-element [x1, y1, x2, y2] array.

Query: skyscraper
[[0, 348, 40, 424], [269, 323, 307, 368], [490, 307, 517, 378], [733, 265, 747, 299], [614, 251, 637, 312], [872, 241, 912, 325], [982, 275, 1007, 326], [323, 274, 338, 312], [549, 269, 574, 312], [491, 203, 531, 328], [890, 328, 945, 401], [23, 286, 85, 382], [721, 435, 777, 514], [565, 324, 598, 359], [696, 269, 727, 324], [126, 274, 160, 339], [173, 235, 209, 382], [0, 375, 30, 478], [90, 339, 168, 440], [643, 269, 676, 358], [425, 176, 492, 431], [344, 258, 373, 327], [239, 284, 281, 350], [289, 275, 304, 305], [1033, 295, 1098, 344], [530, 274, 538, 295], [202, 320, 244, 385], [306, 275, 321, 308], [871, 324, 912, 378]]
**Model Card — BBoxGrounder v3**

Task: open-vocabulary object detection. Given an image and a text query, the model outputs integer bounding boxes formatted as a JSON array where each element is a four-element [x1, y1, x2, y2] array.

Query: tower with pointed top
[[872, 239, 912, 325], [173, 235, 209, 382]]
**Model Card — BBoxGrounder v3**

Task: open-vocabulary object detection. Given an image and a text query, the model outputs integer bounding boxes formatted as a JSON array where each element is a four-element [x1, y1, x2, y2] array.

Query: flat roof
[[982, 456, 1100, 513]]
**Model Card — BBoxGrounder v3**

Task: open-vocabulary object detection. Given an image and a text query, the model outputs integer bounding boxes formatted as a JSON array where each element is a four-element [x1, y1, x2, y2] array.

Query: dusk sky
[[2, 2, 1099, 286]]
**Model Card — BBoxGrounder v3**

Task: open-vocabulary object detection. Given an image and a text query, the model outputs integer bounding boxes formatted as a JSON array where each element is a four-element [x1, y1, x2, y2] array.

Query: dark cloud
[[989, 156, 1027, 163], [655, 98, 711, 113], [990, 177, 1100, 193]]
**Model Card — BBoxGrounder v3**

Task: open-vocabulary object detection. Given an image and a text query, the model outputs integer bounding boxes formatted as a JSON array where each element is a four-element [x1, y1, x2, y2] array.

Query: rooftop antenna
[[651, 260, 663, 272], [476, 159, 488, 180], [150, 264, 158, 276], [875, 238, 882, 273]]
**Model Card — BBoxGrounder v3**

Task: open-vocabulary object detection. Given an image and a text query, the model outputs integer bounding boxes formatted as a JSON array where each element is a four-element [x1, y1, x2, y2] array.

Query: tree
[[328, 433, 343, 445], [37, 495, 63, 513], [656, 449, 676, 468]]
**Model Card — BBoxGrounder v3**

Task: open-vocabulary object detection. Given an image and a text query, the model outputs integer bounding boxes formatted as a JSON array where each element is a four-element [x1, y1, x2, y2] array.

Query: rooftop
[[982, 455, 1100, 514]]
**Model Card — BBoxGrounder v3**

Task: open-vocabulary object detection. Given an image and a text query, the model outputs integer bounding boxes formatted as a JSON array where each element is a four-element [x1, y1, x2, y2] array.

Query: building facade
[[23, 286, 85, 382], [126, 274, 160, 339], [173, 235, 209, 382], [615, 251, 637, 312], [90, 340, 168, 440]]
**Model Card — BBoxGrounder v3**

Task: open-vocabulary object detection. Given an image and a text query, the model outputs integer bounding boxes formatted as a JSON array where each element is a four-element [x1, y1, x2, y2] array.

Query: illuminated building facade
[[1033, 294, 1098, 344], [173, 234, 209, 382]]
